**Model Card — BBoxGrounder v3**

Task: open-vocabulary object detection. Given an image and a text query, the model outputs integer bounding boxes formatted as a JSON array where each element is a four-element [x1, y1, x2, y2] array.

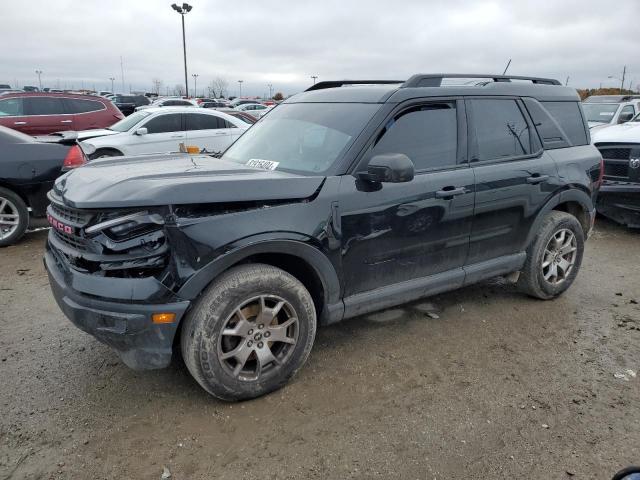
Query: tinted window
[[24, 97, 67, 115], [541, 101, 588, 146], [371, 103, 457, 171], [143, 114, 183, 134], [620, 105, 635, 118], [471, 99, 531, 160], [0, 98, 23, 116], [185, 113, 224, 130], [523, 98, 569, 150], [66, 98, 104, 113], [164, 100, 192, 106]]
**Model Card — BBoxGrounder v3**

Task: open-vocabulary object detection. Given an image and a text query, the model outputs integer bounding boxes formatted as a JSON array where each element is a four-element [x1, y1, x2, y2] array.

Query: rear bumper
[[45, 244, 190, 369], [597, 181, 640, 228]]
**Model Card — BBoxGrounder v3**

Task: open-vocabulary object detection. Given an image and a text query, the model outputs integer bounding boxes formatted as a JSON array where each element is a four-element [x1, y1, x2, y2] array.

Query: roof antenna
[[503, 59, 512, 75]]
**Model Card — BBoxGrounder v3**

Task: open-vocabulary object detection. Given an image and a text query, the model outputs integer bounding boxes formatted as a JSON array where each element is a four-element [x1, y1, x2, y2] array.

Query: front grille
[[599, 147, 631, 160], [53, 229, 91, 252], [604, 162, 629, 178], [49, 201, 93, 227]]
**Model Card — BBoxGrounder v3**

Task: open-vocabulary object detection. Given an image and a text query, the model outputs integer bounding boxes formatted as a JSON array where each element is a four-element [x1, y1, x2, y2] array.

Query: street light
[[267, 83, 273, 99], [192, 73, 199, 98], [171, 3, 193, 97], [109, 77, 115, 93], [311, 75, 318, 85], [35, 70, 43, 90], [238, 80, 243, 97]]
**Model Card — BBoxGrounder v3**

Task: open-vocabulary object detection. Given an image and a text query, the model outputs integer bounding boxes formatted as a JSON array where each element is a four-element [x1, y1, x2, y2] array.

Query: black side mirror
[[361, 153, 415, 183], [618, 112, 634, 124]]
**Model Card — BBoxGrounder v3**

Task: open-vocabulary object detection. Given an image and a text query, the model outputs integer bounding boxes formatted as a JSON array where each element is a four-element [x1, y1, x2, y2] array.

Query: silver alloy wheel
[[217, 295, 299, 382], [542, 228, 577, 285], [0, 197, 20, 240]]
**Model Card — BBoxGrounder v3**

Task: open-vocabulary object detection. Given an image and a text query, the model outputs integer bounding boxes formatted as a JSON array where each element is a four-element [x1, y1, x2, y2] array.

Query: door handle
[[60, 120, 73, 124], [14, 121, 26, 125], [435, 187, 466, 198], [526, 174, 550, 184]]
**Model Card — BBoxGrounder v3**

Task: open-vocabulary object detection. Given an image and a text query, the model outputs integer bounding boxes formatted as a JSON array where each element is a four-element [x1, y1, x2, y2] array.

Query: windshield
[[221, 103, 380, 175], [108, 110, 152, 132], [582, 103, 620, 124]]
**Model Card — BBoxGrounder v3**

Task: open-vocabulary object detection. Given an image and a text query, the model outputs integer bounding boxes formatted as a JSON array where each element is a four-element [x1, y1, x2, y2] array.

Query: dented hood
[[54, 153, 325, 209]]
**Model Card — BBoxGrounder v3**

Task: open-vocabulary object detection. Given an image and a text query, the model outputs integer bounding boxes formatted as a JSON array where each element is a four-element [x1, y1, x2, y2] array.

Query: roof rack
[[402, 74, 562, 88], [305, 80, 404, 92]]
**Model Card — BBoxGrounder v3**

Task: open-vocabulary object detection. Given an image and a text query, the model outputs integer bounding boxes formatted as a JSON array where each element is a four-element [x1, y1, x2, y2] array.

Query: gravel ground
[[1, 219, 639, 480]]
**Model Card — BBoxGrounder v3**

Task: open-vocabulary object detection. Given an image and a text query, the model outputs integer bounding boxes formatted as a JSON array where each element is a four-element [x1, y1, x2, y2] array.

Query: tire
[[181, 263, 317, 401], [517, 211, 585, 300], [90, 148, 122, 160], [0, 187, 29, 247]]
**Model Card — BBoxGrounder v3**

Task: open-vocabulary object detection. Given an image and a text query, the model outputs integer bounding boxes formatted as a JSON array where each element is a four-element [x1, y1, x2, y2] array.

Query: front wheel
[[517, 211, 585, 299], [181, 264, 317, 401], [0, 187, 29, 247]]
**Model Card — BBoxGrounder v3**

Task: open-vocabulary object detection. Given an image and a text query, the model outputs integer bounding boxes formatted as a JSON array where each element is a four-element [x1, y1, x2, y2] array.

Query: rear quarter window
[[540, 101, 588, 147], [66, 98, 105, 113]]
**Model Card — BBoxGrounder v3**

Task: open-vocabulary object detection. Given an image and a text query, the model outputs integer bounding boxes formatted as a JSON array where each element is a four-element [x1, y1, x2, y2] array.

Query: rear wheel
[[0, 187, 28, 247], [181, 264, 317, 401], [91, 148, 123, 160], [517, 211, 584, 299]]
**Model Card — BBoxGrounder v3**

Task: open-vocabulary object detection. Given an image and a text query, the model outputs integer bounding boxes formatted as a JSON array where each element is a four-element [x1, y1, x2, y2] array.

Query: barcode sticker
[[246, 159, 279, 170]]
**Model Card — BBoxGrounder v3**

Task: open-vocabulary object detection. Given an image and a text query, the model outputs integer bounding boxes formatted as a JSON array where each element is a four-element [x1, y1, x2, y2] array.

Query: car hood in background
[[34, 129, 119, 144], [53, 154, 324, 209], [592, 122, 640, 144]]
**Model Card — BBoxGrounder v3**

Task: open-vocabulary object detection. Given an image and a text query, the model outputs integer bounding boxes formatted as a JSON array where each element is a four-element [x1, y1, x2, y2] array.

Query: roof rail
[[402, 74, 562, 88], [305, 80, 404, 92]]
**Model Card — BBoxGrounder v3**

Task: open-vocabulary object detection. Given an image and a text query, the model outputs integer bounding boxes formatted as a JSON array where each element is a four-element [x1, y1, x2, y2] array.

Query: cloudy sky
[[2, 0, 638, 97]]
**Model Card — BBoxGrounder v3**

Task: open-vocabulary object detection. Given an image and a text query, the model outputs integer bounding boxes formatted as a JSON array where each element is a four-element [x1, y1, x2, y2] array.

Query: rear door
[[63, 97, 108, 130], [0, 97, 28, 134], [127, 112, 184, 155], [466, 97, 559, 264], [339, 99, 474, 297], [184, 112, 233, 152], [23, 96, 70, 134]]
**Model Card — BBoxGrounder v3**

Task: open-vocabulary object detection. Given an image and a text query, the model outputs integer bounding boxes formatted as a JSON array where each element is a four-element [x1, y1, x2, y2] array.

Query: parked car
[[234, 103, 271, 119], [200, 101, 228, 108], [0, 92, 124, 135], [229, 98, 260, 107], [214, 109, 257, 125], [582, 95, 640, 132], [98, 91, 113, 97], [22, 86, 39, 92], [0, 125, 86, 246], [591, 114, 640, 227], [80, 107, 248, 158], [135, 98, 197, 111], [44, 73, 602, 401], [112, 94, 152, 116]]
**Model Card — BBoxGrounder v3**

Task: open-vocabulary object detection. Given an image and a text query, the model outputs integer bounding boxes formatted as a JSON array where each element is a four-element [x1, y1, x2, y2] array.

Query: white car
[[81, 107, 248, 158], [582, 95, 640, 132], [235, 103, 271, 119], [135, 97, 197, 111]]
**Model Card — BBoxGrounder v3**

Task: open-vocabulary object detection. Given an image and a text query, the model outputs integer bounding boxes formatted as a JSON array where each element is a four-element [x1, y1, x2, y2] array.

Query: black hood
[[54, 153, 325, 209]]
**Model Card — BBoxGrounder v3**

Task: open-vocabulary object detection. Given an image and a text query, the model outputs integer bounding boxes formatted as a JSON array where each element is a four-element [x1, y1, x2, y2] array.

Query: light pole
[[238, 80, 243, 97], [311, 75, 318, 85], [608, 66, 627, 94], [192, 73, 199, 97], [267, 83, 273, 99], [109, 77, 115, 93], [35, 70, 43, 90], [171, 3, 193, 97]]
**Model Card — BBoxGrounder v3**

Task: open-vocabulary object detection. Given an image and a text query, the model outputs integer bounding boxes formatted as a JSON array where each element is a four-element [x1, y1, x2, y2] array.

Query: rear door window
[[541, 101, 588, 146], [66, 98, 105, 113], [470, 99, 531, 161], [371, 102, 458, 171], [0, 98, 24, 116], [143, 113, 183, 133], [185, 113, 224, 130], [24, 97, 67, 115]]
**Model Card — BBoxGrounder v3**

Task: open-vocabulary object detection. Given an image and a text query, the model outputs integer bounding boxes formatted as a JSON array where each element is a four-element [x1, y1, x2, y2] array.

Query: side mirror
[[618, 112, 634, 124], [135, 127, 148, 136], [361, 153, 415, 183]]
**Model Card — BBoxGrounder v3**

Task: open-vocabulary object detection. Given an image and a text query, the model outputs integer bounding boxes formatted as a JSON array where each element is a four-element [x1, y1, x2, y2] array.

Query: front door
[[129, 112, 185, 155], [465, 97, 560, 264], [339, 99, 474, 297]]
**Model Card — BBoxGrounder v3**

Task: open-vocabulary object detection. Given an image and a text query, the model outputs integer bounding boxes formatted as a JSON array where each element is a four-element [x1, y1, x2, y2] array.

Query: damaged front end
[[595, 144, 640, 228]]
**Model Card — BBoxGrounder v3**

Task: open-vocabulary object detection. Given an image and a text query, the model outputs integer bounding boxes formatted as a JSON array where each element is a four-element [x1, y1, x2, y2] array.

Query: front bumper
[[597, 181, 640, 228], [45, 242, 190, 370]]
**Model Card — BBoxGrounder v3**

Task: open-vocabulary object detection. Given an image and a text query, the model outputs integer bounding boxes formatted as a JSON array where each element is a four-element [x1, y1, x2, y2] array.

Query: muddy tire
[[0, 187, 29, 247], [517, 211, 585, 300], [180, 264, 317, 401]]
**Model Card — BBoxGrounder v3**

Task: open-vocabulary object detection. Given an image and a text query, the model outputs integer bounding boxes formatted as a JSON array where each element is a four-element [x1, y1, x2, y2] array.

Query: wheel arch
[[177, 239, 343, 325], [91, 147, 124, 159], [0, 182, 30, 208]]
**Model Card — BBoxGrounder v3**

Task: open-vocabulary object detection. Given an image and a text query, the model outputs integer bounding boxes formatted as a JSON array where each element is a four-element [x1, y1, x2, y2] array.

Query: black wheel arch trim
[[524, 187, 594, 248], [177, 238, 343, 324]]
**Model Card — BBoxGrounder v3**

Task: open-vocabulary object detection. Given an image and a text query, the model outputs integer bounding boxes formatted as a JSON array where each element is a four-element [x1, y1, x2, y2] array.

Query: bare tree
[[209, 77, 229, 98], [173, 84, 185, 96], [151, 78, 163, 95]]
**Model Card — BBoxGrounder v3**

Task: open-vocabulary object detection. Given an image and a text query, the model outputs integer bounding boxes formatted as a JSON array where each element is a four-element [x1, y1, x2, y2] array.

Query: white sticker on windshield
[[246, 159, 279, 170], [600, 112, 614, 116]]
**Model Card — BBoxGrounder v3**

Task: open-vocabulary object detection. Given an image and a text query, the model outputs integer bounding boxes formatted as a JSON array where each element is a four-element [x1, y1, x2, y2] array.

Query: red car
[[0, 92, 124, 135]]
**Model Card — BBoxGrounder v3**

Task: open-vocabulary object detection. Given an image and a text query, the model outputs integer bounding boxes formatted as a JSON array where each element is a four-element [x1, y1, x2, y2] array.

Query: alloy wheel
[[541, 228, 577, 285], [0, 197, 20, 240]]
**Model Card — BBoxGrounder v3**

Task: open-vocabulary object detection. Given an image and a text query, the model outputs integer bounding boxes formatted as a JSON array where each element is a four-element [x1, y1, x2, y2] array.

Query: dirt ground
[[1, 219, 639, 480]]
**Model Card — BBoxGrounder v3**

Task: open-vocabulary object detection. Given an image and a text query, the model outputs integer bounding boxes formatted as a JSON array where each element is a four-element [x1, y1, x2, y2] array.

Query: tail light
[[63, 145, 87, 170]]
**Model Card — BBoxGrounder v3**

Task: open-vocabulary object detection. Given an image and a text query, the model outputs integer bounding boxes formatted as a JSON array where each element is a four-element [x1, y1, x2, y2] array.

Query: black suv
[[45, 74, 603, 401]]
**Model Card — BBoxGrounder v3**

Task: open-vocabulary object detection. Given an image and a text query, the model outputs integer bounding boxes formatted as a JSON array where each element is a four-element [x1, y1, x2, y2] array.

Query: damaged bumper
[[597, 181, 640, 228], [45, 240, 190, 369]]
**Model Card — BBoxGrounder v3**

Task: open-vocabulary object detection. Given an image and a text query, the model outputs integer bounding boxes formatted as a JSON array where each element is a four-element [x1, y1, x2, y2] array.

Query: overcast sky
[[2, 0, 638, 96]]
